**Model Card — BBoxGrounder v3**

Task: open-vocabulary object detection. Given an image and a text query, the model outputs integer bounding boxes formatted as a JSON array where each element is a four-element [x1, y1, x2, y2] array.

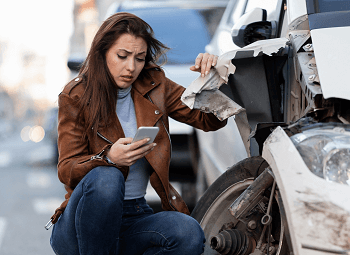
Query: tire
[[191, 156, 290, 255]]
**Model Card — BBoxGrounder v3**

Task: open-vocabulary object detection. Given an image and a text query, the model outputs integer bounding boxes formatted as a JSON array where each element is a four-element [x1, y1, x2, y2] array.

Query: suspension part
[[229, 168, 274, 220], [210, 229, 255, 255]]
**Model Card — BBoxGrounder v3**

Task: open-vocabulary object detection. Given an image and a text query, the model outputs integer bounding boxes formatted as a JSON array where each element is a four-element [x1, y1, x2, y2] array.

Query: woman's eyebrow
[[119, 49, 146, 55]]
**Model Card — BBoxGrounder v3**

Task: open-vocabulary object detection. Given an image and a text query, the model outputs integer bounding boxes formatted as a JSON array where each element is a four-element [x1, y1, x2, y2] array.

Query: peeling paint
[[193, 90, 244, 121], [181, 69, 239, 118]]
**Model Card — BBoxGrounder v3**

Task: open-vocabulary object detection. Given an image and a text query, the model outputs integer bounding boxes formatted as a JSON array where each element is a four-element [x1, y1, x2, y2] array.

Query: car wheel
[[191, 156, 290, 255]]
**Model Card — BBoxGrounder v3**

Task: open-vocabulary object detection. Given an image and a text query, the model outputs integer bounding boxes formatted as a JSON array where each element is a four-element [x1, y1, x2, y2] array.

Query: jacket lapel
[[132, 88, 163, 128]]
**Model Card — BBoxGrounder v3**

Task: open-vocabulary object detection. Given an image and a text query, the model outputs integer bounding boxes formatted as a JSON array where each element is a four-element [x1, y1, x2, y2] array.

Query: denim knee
[[82, 166, 125, 203], [167, 213, 205, 253]]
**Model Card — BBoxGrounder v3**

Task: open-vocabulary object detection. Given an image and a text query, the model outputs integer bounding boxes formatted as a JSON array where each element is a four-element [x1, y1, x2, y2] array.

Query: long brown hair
[[77, 12, 169, 138]]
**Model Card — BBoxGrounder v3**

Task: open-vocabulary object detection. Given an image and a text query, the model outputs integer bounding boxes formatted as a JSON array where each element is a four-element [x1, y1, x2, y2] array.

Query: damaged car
[[182, 0, 350, 254]]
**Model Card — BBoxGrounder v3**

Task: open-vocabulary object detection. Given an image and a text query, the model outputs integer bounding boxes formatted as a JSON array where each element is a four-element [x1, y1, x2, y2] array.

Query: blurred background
[[0, 0, 227, 254]]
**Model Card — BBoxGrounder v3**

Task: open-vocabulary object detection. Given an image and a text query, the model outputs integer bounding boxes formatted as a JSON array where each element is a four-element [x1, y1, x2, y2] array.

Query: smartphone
[[132, 126, 159, 145]]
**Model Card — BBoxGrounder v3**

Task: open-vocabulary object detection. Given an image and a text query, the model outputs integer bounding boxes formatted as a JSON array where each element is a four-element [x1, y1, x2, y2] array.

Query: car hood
[[311, 26, 350, 101]]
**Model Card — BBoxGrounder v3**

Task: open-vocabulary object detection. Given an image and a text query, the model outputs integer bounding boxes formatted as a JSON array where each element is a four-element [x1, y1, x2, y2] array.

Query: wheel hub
[[210, 229, 255, 255]]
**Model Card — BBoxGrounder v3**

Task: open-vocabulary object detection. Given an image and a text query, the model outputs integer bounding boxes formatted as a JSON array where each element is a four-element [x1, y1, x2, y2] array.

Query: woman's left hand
[[189, 53, 218, 77]]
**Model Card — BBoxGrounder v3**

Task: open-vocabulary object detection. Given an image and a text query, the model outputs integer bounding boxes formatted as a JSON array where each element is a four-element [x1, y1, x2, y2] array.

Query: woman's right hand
[[106, 137, 156, 166]]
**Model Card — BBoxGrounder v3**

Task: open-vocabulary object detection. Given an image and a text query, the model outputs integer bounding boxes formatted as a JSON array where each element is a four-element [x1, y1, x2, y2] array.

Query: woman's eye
[[137, 58, 145, 62], [117, 54, 127, 59]]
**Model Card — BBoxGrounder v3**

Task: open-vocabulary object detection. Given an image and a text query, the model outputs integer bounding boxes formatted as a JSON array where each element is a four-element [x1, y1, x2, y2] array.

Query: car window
[[121, 8, 224, 64], [245, 0, 282, 21], [226, 0, 247, 28]]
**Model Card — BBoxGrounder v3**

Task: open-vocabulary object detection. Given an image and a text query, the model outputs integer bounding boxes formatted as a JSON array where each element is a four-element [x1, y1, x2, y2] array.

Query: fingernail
[[205, 71, 208, 75], [201, 73, 204, 77], [153, 143, 157, 147], [147, 138, 150, 142], [195, 65, 199, 69], [212, 62, 216, 66]]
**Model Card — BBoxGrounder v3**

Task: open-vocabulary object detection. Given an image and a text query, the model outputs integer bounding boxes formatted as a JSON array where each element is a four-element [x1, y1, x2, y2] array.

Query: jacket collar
[[132, 63, 162, 96]]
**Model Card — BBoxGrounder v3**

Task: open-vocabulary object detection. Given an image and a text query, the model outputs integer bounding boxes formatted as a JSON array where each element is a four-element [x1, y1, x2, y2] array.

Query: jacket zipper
[[79, 149, 105, 164], [90, 150, 104, 160], [97, 131, 113, 144], [80, 132, 112, 164], [147, 93, 177, 210]]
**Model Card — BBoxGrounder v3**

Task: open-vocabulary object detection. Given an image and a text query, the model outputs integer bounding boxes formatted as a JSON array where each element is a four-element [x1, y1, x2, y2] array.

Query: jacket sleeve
[[164, 77, 227, 131], [57, 92, 112, 188]]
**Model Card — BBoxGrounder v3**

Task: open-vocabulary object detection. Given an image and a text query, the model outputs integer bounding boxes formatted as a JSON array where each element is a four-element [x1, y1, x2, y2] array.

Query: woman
[[49, 12, 226, 255]]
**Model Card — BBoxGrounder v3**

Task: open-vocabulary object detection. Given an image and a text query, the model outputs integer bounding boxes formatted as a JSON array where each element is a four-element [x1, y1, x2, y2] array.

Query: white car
[[190, 0, 350, 254], [195, 0, 350, 194]]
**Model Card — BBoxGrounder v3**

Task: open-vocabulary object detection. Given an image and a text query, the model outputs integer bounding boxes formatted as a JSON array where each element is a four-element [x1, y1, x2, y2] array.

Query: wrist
[[105, 155, 117, 165]]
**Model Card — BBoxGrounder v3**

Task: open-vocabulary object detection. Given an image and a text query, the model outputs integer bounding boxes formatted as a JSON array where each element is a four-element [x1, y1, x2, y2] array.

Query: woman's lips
[[120, 75, 133, 82]]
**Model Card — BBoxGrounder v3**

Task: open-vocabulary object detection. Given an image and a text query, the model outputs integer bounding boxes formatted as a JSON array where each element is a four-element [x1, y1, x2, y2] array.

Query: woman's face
[[106, 33, 147, 89]]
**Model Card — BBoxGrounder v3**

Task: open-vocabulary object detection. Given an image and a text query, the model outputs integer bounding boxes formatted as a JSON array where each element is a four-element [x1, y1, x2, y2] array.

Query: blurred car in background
[[67, 0, 228, 209]]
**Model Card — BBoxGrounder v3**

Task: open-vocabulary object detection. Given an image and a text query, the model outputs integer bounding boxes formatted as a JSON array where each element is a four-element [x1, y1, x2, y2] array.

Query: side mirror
[[67, 57, 85, 73], [231, 8, 277, 48]]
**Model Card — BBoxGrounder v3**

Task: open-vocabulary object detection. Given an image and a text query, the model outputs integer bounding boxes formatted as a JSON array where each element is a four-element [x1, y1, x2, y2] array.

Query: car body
[[189, 0, 350, 252], [195, 0, 350, 194]]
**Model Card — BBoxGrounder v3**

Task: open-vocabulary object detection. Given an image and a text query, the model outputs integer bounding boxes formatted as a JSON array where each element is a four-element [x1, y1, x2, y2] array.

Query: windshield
[[315, 0, 350, 13], [120, 8, 223, 64]]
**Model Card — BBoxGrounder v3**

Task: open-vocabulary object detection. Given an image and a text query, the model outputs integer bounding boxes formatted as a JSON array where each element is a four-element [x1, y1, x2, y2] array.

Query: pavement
[[0, 129, 63, 255]]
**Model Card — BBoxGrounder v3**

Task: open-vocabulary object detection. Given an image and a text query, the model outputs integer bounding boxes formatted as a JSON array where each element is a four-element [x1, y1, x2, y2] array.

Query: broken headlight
[[290, 125, 350, 185]]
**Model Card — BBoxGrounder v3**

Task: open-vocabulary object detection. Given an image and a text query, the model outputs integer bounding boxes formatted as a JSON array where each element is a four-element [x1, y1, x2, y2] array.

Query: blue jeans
[[50, 166, 205, 255]]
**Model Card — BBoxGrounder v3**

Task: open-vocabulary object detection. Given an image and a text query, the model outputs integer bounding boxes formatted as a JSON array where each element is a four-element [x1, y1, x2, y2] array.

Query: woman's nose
[[126, 59, 135, 72]]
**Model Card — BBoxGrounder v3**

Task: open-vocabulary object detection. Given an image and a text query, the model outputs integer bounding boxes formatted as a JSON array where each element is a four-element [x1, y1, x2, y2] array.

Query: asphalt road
[[0, 129, 64, 255]]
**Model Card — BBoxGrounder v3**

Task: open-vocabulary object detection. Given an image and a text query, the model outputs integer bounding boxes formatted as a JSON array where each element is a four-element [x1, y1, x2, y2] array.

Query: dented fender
[[262, 126, 350, 255], [181, 37, 289, 120], [181, 38, 289, 156]]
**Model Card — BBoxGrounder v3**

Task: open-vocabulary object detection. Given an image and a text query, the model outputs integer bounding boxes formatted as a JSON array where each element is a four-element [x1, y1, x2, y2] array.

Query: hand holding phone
[[106, 127, 159, 167]]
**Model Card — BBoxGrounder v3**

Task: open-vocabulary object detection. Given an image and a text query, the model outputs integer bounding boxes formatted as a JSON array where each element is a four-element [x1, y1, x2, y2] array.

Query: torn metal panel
[[192, 90, 244, 121], [214, 38, 289, 84], [181, 38, 289, 156], [180, 69, 235, 111], [181, 37, 289, 120], [289, 30, 310, 53]]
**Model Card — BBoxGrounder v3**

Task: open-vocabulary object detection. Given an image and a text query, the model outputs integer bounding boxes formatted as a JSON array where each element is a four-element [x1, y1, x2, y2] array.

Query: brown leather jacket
[[50, 65, 227, 224]]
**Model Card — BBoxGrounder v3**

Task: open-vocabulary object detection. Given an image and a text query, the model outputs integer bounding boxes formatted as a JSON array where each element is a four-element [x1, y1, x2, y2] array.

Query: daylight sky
[[0, 0, 74, 104]]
